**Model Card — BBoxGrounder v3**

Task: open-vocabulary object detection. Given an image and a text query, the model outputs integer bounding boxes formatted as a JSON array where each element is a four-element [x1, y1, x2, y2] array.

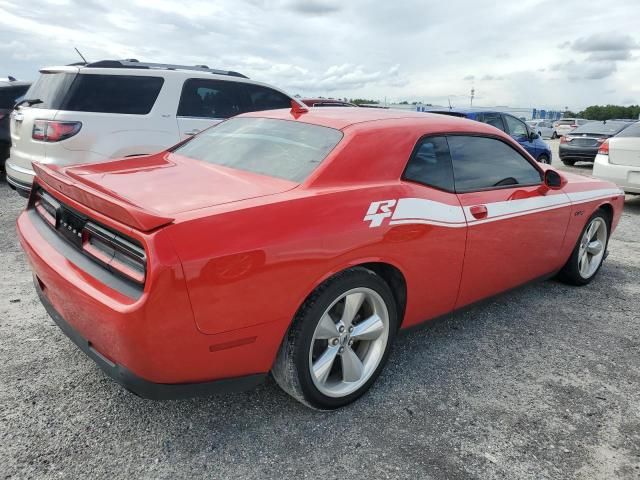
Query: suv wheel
[[562, 159, 576, 166], [272, 267, 398, 409]]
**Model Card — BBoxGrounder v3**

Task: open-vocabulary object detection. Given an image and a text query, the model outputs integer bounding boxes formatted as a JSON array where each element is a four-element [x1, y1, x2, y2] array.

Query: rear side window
[[616, 122, 640, 137], [403, 136, 454, 192], [63, 75, 163, 114], [447, 135, 541, 192], [23, 73, 76, 109], [477, 113, 505, 132], [0, 85, 30, 108], [243, 84, 291, 111], [172, 117, 343, 182], [178, 79, 243, 119]]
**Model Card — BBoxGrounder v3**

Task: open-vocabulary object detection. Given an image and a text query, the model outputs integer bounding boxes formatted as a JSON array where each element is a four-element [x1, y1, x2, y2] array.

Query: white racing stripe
[[371, 188, 623, 229]]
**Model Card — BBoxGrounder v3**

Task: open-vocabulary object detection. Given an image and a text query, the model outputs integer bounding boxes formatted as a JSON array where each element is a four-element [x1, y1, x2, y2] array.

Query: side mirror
[[544, 169, 566, 190], [529, 131, 539, 141]]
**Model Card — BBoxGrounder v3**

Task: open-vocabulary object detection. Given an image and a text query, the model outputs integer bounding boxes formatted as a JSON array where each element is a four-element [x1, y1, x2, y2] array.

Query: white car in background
[[526, 120, 558, 139], [6, 59, 298, 197], [553, 118, 589, 137], [593, 121, 640, 194]]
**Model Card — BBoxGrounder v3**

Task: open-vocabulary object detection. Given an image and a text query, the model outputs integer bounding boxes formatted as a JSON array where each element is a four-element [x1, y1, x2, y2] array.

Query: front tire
[[558, 210, 609, 286], [272, 267, 398, 409], [562, 159, 576, 166]]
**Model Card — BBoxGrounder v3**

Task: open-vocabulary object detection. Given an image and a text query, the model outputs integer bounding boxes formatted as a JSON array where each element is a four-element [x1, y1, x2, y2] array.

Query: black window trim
[[176, 77, 243, 120], [401, 132, 544, 195], [401, 134, 456, 194]]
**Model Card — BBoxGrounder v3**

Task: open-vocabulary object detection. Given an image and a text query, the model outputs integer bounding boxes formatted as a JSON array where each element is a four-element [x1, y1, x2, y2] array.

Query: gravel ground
[[1, 142, 639, 479]]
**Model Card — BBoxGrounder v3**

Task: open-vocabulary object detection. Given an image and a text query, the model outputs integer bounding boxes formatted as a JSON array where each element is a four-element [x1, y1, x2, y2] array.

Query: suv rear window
[[63, 75, 164, 114], [23, 72, 76, 109], [172, 117, 343, 182], [615, 121, 640, 138]]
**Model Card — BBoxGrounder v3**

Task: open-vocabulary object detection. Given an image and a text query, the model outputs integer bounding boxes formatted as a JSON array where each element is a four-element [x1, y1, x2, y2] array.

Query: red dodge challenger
[[17, 106, 624, 409]]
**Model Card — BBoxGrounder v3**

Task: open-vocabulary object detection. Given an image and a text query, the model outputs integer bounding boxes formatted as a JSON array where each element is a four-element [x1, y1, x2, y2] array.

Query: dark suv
[[0, 79, 31, 168]]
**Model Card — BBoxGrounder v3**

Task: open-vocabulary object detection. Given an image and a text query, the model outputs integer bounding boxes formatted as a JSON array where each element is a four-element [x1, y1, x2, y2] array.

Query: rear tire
[[272, 267, 398, 410], [552, 131, 558, 139], [558, 210, 610, 286], [538, 154, 550, 164], [561, 159, 575, 166]]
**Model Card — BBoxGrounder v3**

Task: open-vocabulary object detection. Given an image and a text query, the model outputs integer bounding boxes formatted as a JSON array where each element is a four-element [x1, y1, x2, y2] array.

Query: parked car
[[526, 119, 558, 139], [592, 121, 640, 194], [17, 107, 624, 409], [559, 120, 631, 166], [6, 59, 298, 197], [430, 109, 553, 163], [0, 78, 31, 169], [553, 118, 589, 137], [301, 98, 357, 107]]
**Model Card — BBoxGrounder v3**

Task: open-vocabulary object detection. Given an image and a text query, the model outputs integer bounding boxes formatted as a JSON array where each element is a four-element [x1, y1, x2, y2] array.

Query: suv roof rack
[[82, 59, 248, 78]]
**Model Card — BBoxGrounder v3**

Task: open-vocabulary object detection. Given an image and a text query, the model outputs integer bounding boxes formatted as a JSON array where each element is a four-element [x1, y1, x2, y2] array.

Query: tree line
[[564, 105, 640, 121]]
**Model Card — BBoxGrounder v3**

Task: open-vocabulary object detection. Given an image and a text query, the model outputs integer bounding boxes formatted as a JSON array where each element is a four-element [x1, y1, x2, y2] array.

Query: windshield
[[23, 72, 76, 109], [173, 117, 343, 182], [571, 121, 628, 136]]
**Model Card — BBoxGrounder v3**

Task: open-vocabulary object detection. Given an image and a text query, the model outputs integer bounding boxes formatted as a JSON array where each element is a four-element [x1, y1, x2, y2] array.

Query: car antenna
[[74, 47, 88, 64], [448, 97, 452, 110]]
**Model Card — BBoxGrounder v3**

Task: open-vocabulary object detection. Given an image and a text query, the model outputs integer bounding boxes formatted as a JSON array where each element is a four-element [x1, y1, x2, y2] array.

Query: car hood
[[61, 152, 298, 216]]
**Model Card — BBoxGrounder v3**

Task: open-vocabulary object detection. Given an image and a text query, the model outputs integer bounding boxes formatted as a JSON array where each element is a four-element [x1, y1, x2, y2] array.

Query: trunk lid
[[609, 137, 640, 167], [37, 152, 297, 230]]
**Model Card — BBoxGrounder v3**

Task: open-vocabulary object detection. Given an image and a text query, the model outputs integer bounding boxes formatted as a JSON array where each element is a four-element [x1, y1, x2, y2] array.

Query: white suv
[[6, 60, 296, 197]]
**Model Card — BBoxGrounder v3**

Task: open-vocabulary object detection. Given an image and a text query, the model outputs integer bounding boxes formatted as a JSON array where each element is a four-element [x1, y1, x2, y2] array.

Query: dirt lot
[[1, 144, 639, 479]]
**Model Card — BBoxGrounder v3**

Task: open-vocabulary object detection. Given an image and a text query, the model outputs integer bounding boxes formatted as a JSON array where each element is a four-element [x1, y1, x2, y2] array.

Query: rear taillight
[[81, 222, 146, 284], [560, 136, 569, 144], [32, 120, 81, 142], [598, 139, 609, 155], [34, 190, 60, 227]]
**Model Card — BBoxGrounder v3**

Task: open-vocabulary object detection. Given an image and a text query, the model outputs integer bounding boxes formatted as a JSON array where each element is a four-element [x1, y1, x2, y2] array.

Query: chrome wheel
[[308, 287, 390, 398], [578, 217, 607, 279]]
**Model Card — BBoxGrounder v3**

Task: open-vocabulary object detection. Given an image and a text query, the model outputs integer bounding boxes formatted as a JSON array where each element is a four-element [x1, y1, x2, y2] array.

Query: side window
[[243, 84, 291, 112], [177, 79, 243, 119], [447, 135, 542, 192], [403, 136, 455, 192], [477, 112, 505, 132], [503, 115, 528, 139]]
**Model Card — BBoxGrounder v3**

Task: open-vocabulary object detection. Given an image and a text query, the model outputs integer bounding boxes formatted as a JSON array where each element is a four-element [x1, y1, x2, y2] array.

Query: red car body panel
[[16, 108, 625, 395]]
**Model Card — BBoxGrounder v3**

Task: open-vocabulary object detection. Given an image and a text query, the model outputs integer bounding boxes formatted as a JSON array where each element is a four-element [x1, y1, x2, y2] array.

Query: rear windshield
[[571, 121, 628, 136], [23, 73, 76, 109], [615, 121, 640, 137], [173, 117, 343, 182], [24, 72, 163, 114], [557, 119, 577, 125], [0, 85, 30, 108]]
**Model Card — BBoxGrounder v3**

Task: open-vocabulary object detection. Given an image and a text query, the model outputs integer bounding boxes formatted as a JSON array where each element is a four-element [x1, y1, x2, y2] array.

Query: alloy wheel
[[308, 287, 390, 398], [578, 217, 607, 279]]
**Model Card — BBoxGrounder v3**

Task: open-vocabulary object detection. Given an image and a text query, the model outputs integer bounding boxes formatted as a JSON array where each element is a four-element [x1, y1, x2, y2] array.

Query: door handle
[[184, 129, 200, 136], [469, 205, 488, 219]]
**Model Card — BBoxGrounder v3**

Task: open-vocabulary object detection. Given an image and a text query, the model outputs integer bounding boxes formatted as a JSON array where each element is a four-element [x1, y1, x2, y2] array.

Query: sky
[[1, 0, 639, 110]]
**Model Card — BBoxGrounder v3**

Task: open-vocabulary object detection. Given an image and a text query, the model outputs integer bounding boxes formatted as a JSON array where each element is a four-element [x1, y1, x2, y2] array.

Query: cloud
[[551, 60, 617, 81], [571, 33, 638, 53], [480, 75, 504, 81], [285, 0, 341, 15], [463, 75, 475, 81], [587, 50, 633, 62]]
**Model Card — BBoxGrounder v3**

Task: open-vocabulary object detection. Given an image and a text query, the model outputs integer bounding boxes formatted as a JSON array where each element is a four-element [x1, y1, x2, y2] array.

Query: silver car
[[526, 120, 558, 139]]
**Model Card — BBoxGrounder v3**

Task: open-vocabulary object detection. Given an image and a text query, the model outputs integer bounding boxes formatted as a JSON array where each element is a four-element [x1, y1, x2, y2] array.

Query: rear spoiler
[[32, 163, 174, 232]]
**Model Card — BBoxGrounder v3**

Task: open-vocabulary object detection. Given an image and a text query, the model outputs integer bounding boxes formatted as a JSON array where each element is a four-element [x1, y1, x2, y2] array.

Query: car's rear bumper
[[559, 145, 598, 161], [593, 154, 640, 195], [17, 204, 277, 398], [5, 160, 34, 197], [34, 276, 266, 399]]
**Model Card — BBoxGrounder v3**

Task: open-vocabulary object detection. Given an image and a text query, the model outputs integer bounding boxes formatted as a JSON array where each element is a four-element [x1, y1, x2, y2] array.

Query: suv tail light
[[81, 223, 146, 284], [598, 139, 609, 155], [32, 120, 82, 142], [560, 136, 569, 144]]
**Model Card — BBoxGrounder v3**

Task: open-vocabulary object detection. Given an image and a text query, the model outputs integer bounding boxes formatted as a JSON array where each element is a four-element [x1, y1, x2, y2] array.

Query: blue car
[[429, 109, 553, 164]]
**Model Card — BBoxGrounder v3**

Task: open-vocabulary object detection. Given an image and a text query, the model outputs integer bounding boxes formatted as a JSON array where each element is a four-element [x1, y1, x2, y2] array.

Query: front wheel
[[272, 267, 397, 409], [558, 211, 609, 286]]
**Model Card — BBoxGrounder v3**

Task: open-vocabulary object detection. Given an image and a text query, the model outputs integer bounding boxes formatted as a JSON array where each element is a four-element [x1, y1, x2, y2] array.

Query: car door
[[176, 78, 245, 139], [503, 113, 538, 157], [447, 134, 572, 308], [397, 135, 467, 320]]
